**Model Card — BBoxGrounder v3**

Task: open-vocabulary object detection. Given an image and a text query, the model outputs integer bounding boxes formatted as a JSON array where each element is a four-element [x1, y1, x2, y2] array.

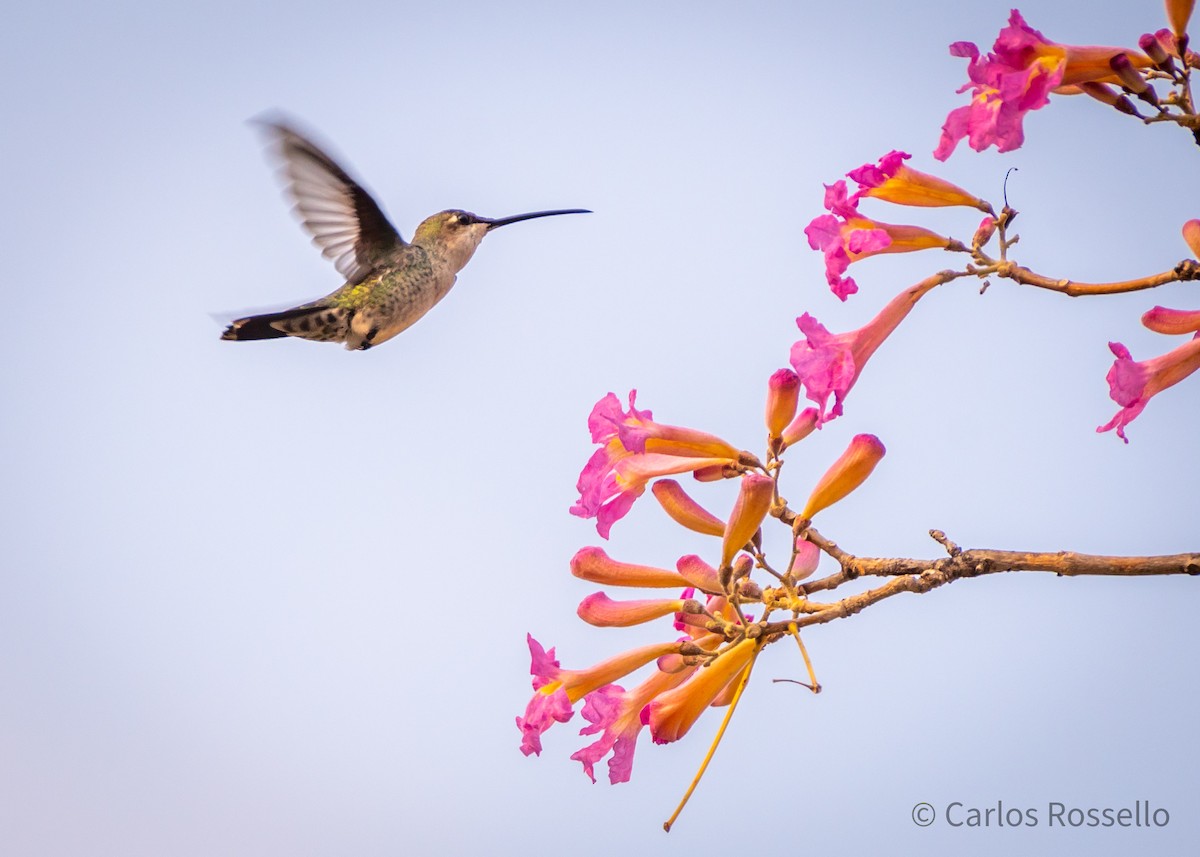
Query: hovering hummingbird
[[220, 119, 589, 350]]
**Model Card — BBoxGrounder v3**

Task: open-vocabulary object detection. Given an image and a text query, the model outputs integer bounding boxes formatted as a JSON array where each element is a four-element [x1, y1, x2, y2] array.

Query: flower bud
[[765, 369, 800, 440], [800, 434, 886, 520], [781, 407, 819, 447], [1079, 82, 1139, 115], [1141, 305, 1200, 334], [577, 592, 692, 627], [792, 536, 821, 581], [972, 217, 997, 249], [1109, 53, 1154, 102], [720, 473, 775, 568], [570, 546, 688, 588], [1139, 31, 1176, 69], [676, 555, 723, 593], [1183, 218, 1200, 258], [1167, 0, 1195, 38], [651, 479, 725, 536]]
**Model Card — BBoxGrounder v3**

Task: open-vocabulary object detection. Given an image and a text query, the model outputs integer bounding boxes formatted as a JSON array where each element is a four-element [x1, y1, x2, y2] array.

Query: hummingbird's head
[[413, 207, 591, 273], [413, 210, 491, 273]]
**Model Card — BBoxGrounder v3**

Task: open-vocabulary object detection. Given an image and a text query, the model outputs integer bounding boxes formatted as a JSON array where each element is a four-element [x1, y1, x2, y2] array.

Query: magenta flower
[[935, 10, 1149, 160], [804, 181, 948, 301], [849, 150, 990, 211], [570, 667, 692, 784], [516, 634, 680, 756], [1097, 335, 1200, 442], [570, 391, 743, 538], [789, 279, 939, 424]]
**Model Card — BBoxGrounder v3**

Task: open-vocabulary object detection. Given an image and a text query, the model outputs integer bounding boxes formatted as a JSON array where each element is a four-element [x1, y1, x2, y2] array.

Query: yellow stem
[[663, 641, 762, 832]]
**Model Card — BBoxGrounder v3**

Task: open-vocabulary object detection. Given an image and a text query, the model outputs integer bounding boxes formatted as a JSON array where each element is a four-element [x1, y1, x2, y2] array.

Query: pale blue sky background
[[2, 1, 1198, 854]]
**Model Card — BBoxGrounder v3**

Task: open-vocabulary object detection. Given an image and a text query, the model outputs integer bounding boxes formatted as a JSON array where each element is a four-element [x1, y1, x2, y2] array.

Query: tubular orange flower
[[651, 480, 726, 537], [805, 180, 951, 300], [800, 434, 886, 520], [720, 473, 775, 568], [517, 635, 682, 756], [643, 638, 760, 744], [570, 546, 689, 589], [850, 150, 990, 211]]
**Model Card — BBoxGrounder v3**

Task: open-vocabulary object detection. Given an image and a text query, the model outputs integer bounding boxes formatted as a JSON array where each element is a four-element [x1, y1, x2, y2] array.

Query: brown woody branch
[[759, 534, 1200, 638], [991, 258, 1200, 296]]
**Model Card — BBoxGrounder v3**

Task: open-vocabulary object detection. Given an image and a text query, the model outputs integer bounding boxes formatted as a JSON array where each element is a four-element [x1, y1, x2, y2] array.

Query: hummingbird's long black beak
[[484, 209, 591, 231]]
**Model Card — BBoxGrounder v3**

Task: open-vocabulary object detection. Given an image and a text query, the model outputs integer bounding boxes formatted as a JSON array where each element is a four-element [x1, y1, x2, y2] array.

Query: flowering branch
[[520, 2, 1200, 829]]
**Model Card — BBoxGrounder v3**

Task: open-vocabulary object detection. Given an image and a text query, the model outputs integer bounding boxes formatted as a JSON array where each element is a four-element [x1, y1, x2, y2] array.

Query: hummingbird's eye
[[456, 213, 473, 226]]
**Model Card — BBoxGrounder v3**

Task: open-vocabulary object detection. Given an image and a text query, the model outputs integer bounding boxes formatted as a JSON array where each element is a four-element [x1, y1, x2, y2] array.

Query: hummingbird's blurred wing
[[258, 120, 405, 285]]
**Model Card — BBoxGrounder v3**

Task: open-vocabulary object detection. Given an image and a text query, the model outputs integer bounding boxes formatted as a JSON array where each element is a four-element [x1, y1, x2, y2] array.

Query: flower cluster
[[525, 3, 1200, 825], [523, 376, 887, 785], [804, 150, 987, 301]]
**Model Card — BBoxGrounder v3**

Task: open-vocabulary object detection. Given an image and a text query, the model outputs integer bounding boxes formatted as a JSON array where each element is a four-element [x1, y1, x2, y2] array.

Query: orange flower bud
[[800, 434, 886, 520], [765, 369, 800, 439], [651, 480, 725, 537], [570, 546, 688, 588], [1182, 218, 1200, 258], [720, 473, 775, 568]]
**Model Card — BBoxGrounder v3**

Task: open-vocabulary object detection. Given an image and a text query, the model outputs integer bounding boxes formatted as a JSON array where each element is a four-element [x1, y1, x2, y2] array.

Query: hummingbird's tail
[[220, 306, 348, 343]]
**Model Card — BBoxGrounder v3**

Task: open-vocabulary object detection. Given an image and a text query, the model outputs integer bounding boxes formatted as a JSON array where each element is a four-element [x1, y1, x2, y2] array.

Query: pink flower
[[570, 391, 743, 538], [789, 279, 939, 424], [516, 634, 681, 756], [1097, 336, 1200, 442], [805, 181, 949, 301], [570, 667, 693, 784], [850, 150, 990, 211], [936, 10, 1149, 160]]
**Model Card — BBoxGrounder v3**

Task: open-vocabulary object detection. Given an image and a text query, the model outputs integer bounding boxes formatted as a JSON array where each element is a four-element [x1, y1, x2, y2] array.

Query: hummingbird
[[220, 119, 589, 350]]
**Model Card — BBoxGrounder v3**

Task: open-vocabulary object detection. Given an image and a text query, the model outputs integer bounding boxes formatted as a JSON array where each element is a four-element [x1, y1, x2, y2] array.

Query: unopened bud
[[765, 369, 800, 440], [1183, 218, 1200, 257], [570, 546, 687, 588], [1109, 53, 1156, 104], [800, 434, 886, 520], [1139, 31, 1176, 69], [972, 217, 997, 248], [1141, 305, 1200, 334], [720, 473, 775, 568], [577, 592, 687, 627], [1079, 81, 1140, 115], [651, 479, 725, 536], [1167, 0, 1196, 38], [781, 407, 820, 447], [792, 536, 821, 581], [676, 554, 723, 593]]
